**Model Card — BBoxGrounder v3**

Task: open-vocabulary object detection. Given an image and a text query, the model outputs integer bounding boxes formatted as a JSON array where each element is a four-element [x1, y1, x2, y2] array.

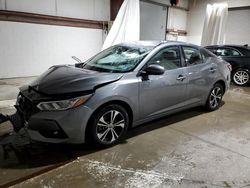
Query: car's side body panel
[[138, 67, 188, 118]]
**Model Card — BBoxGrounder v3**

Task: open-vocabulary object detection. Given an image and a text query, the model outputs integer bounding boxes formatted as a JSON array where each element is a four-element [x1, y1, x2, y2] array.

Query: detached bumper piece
[[0, 114, 14, 137], [0, 114, 8, 124], [0, 113, 23, 133]]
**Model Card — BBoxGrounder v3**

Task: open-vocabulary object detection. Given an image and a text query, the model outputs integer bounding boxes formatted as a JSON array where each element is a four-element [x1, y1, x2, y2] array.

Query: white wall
[[56, 0, 110, 21], [187, 0, 250, 45], [0, 0, 110, 20], [0, 0, 110, 78], [0, 21, 103, 78]]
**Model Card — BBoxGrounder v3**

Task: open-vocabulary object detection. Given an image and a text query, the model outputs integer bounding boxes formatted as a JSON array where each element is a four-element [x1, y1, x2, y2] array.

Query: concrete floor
[[0, 78, 250, 187]]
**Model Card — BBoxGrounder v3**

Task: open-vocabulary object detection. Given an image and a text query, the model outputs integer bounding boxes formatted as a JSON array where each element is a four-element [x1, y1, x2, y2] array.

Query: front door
[[139, 46, 188, 119]]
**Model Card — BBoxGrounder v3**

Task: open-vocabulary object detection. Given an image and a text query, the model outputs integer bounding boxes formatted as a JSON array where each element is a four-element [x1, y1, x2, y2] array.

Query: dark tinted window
[[216, 48, 241, 57], [183, 46, 203, 66], [148, 46, 182, 70]]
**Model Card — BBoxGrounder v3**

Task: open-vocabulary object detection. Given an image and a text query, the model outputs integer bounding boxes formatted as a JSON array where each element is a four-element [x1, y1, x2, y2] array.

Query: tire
[[205, 83, 224, 111], [232, 69, 250, 86], [87, 104, 129, 147]]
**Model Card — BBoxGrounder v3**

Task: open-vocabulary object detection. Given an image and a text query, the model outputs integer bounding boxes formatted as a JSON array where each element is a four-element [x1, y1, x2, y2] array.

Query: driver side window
[[148, 46, 182, 70]]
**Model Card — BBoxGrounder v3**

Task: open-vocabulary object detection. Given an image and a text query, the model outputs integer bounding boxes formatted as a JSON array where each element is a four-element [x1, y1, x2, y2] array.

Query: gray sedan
[[16, 41, 231, 147]]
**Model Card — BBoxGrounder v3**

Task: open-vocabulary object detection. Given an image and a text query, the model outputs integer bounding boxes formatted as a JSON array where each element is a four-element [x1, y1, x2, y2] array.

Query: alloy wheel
[[209, 86, 222, 109], [96, 110, 125, 144], [233, 70, 249, 86]]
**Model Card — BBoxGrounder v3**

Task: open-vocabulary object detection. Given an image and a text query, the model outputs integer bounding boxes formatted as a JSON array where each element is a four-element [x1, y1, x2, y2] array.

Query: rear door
[[182, 46, 215, 104], [139, 46, 188, 119]]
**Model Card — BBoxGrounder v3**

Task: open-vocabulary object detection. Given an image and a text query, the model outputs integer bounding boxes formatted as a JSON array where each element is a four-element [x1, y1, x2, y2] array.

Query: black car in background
[[205, 45, 250, 86]]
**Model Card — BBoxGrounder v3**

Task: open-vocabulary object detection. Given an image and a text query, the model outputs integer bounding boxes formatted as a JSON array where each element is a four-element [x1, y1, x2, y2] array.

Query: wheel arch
[[85, 100, 134, 141], [205, 80, 226, 111], [214, 80, 226, 94]]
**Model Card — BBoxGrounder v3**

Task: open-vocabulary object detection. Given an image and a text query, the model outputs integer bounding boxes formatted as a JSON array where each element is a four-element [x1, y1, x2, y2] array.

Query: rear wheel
[[87, 104, 129, 147], [205, 83, 224, 111], [232, 69, 250, 86]]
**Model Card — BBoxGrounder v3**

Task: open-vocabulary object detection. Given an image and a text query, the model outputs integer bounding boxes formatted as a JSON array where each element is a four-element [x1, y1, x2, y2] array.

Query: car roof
[[119, 40, 201, 49]]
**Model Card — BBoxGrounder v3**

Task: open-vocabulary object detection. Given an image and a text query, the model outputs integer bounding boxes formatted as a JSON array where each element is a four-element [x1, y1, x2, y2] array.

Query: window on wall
[[183, 46, 203, 66], [148, 46, 182, 70]]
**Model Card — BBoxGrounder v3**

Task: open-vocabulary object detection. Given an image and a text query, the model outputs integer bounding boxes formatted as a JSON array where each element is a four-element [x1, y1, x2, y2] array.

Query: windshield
[[83, 45, 151, 73]]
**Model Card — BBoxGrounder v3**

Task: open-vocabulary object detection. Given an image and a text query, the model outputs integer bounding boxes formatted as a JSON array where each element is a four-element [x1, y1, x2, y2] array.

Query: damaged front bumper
[[15, 92, 93, 144]]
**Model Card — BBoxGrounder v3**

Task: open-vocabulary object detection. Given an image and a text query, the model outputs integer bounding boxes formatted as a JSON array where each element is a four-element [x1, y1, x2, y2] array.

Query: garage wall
[[0, 0, 110, 20], [0, 21, 103, 78], [226, 9, 250, 45], [187, 0, 250, 45], [0, 0, 110, 78]]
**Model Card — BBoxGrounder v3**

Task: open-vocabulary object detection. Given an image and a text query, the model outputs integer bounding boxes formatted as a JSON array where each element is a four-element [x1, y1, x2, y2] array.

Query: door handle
[[209, 67, 216, 73], [177, 75, 186, 81]]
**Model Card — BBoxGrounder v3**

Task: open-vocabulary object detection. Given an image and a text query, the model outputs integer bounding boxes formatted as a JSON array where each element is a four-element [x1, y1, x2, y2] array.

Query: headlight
[[37, 94, 92, 111]]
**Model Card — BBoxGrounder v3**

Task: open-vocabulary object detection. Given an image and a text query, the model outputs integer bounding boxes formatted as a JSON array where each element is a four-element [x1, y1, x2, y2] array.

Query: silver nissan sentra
[[15, 41, 231, 146]]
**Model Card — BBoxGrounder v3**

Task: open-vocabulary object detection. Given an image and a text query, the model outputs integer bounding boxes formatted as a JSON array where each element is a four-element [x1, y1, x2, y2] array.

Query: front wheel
[[87, 104, 129, 147], [232, 69, 250, 86], [205, 83, 224, 111]]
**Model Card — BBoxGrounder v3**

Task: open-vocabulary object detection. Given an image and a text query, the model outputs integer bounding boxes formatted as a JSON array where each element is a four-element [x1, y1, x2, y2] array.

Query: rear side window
[[201, 48, 214, 62], [183, 46, 203, 66], [216, 48, 241, 57]]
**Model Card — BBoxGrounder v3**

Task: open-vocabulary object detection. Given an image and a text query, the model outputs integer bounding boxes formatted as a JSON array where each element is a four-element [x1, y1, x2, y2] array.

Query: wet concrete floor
[[0, 78, 250, 187]]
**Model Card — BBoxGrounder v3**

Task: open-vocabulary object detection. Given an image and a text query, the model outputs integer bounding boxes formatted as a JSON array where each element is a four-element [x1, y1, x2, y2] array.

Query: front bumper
[[21, 105, 93, 144], [15, 90, 94, 144]]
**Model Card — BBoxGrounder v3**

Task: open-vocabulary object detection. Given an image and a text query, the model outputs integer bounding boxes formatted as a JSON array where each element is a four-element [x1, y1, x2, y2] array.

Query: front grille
[[16, 93, 39, 121]]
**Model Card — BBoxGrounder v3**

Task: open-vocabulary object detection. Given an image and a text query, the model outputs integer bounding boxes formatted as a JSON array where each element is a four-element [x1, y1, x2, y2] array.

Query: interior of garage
[[0, 0, 250, 187]]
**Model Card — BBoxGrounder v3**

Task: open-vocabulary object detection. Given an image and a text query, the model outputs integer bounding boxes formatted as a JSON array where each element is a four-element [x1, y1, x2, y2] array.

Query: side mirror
[[144, 64, 165, 75]]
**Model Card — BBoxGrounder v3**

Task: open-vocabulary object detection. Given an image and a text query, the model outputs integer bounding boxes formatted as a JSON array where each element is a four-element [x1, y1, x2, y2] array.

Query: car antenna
[[72, 56, 83, 64]]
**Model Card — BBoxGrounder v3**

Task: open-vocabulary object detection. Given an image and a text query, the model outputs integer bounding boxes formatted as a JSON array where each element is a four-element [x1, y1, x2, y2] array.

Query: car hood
[[26, 65, 123, 95]]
